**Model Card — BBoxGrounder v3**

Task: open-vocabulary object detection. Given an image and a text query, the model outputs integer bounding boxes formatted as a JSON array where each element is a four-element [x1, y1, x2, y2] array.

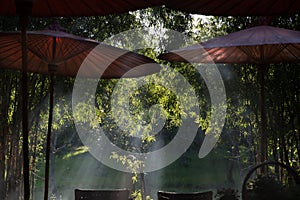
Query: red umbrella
[[0, 26, 158, 78], [3, 0, 300, 17], [158, 25, 300, 165], [0, 24, 159, 200], [158, 26, 300, 64], [0, 2, 163, 200], [1, 0, 164, 17], [164, 0, 300, 16]]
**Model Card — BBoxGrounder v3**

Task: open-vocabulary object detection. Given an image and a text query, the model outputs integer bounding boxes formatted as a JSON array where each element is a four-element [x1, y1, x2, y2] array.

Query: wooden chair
[[242, 161, 300, 200], [75, 188, 129, 200], [157, 191, 213, 200]]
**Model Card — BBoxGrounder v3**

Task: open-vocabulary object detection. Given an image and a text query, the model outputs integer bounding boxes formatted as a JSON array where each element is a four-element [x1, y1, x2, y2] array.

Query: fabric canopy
[[1, 0, 164, 16], [2, 0, 300, 17], [159, 25, 300, 64], [165, 0, 300, 16], [0, 30, 159, 78]]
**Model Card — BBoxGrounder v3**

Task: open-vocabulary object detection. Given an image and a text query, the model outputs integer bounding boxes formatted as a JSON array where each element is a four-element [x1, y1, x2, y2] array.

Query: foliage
[[131, 190, 153, 200]]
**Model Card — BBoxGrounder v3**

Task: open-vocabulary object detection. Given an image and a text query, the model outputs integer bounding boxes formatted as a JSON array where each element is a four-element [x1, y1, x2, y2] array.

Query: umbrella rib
[[28, 50, 48, 71], [211, 47, 248, 64], [219, 0, 245, 14], [80, 0, 100, 15], [1, 40, 21, 59], [27, 40, 91, 67], [27, 46, 49, 64], [113, 52, 149, 73], [225, 47, 242, 63], [285, 43, 300, 61], [108, 0, 132, 12], [61, 0, 76, 16], [57, 38, 74, 58], [287, 0, 299, 12], [60, 40, 94, 62], [0, 54, 21, 67], [0, 38, 20, 47], [237, 46, 260, 64], [54, 38, 96, 63], [33, 56, 47, 74], [77, 50, 104, 77], [0, 47, 22, 63], [55, 44, 94, 64], [27, 37, 51, 62], [262, 44, 292, 63], [45, 0, 54, 16], [56, 49, 92, 65], [267, 44, 287, 62], [266, 0, 281, 13], [122, 0, 153, 12], [0, 42, 20, 55]]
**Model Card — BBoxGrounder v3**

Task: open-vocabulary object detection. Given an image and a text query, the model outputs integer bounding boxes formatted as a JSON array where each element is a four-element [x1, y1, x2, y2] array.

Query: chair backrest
[[75, 189, 130, 200], [157, 191, 213, 200]]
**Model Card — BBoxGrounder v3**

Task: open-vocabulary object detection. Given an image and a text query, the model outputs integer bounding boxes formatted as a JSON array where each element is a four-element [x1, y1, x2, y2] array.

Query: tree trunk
[[30, 127, 39, 199], [0, 72, 13, 199]]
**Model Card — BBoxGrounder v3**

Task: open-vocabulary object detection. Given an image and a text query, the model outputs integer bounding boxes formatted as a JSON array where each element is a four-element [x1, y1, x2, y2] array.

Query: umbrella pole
[[20, 14, 30, 200], [140, 172, 146, 200], [44, 36, 57, 200], [259, 65, 267, 165], [44, 74, 54, 200]]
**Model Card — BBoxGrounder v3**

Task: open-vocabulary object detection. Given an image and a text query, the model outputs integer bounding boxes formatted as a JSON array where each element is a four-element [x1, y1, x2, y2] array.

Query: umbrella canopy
[[158, 25, 300, 64], [1, 0, 164, 16], [164, 0, 300, 16], [0, 26, 159, 200], [0, 30, 159, 78], [158, 25, 300, 165], [2, 0, 300, 17]]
